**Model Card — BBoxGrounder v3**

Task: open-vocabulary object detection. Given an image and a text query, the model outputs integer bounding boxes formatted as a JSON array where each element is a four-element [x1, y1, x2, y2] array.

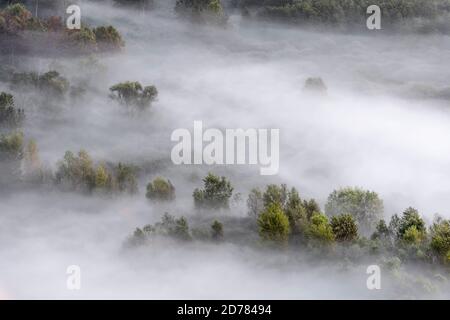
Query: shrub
[[193, 173, 233, 209], [146, 177, 176, 201], [93, 25, 125, 50]]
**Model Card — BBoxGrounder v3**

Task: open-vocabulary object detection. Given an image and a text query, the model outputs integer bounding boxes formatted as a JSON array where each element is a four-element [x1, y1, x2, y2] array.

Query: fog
[[1, 0, 450, 299]]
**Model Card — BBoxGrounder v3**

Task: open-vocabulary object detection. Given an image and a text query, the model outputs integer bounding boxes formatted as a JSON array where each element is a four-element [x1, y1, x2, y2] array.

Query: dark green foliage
[[128, 213, 192, 245], [255, 0, 450, 26], [331, 214, 358, 242], [193, 173, 233, 209], [0, 92, 24, 128], [430, 218, 450, 263], [146, 177, 175, 201], [211, 220, 224, 241], [11, 71, 69, 97], [325, 187, 384, 235], [175, 0, 227, 24], [93, 26, 125, 50], [110, 81, 158, 109], [258, 203, 290, 244]]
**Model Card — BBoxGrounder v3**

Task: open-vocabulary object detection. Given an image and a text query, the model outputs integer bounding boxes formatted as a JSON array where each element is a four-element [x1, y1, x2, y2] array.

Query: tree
[[258, 203, 290, 244], [193, 173, 233, 209], [0, 92, 24, 128], [175, 0, 227, 24], [247, 188, 264, 218], [306, 213, 335, 245], [109, 81, 158, 109], [263, 184, 288, 209], [325, 187, 384, 235], [55, 150, 96, 192], [211, 220, 224, 241], [430, 218, 450, 262], [330, 214, 358, 242], [93, 25, 125, 50], [116, 162, 138, 194], [0, 130, 24, 161], [397, 207, 426, 243], [146, 177, 175, 201]]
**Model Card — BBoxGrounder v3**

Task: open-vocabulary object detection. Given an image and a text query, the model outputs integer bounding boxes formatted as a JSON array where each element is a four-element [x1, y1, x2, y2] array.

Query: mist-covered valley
[[1, 0, 450, 299]]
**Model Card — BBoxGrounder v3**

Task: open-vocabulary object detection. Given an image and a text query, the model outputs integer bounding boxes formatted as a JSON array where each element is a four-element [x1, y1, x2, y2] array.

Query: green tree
[[330, 214, 358, 242], [325, 187, 384, 235], [211, 220, 224, 241], [193, 173, 233, 209], [430, 218, 450, 262], [306, 212, 335, 245], [175, 0, 227, 24], [110, 81, 158, 109], [263, 184, 288, 208], [258, 203, 290, 244], [0, 92, 25, 127], [93, 25, 125, 50], [397, 207, 426, 243], [146, 177, 175, 201], [116, 162, 138, 194], [247, 187, 264, 218]]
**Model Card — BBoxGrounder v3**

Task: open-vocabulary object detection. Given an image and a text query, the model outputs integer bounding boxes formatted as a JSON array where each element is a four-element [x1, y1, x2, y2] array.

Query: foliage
[[55, 150, 138, 194], [193, 173, 233, 209], [211, 220, 224, 241], [93, 26, 125, 50], [175, 0, 227, 24], [325, 187, 384, 235], [331, 214, 358, 242], [11, 71, 69, 97], [0, 130, 23, 161], [0, 92, 24, 128], [430, 218, 450, 261], [146, 177, 176, 201], [397, 207, 426, 243], [306, 212, 335, 245], [247, 187, 264, 218], [109, 81, 158, 109], [258, 203, 291, 244]]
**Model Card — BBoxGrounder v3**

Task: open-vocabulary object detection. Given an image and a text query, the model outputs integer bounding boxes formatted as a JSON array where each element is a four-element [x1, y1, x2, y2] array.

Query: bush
[[331, 214, 359, 242], [325, 187, 384, 235], [258, 203, 290, 244], [146, 177, 176, 201], [193, 173, 233, 209]]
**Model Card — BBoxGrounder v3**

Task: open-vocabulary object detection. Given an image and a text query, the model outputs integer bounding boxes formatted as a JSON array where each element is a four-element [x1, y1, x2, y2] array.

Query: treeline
[[234, 0, 450, 24], [130, 173, 450, 271], [0, 3, 124, 54]]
